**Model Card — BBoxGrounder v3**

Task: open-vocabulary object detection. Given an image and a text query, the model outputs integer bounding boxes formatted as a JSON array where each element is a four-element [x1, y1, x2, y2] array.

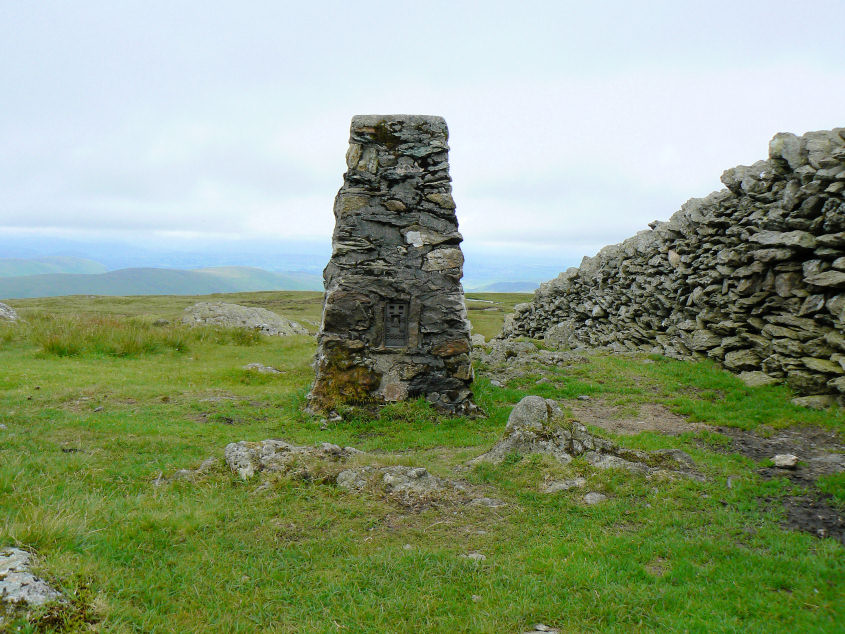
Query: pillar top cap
[[351, 114, 446, 127], [350, 115, 448, 144]]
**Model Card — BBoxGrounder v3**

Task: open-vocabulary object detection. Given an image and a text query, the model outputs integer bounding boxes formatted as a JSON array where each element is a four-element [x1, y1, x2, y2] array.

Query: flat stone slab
[[0, 547, 62, 607]]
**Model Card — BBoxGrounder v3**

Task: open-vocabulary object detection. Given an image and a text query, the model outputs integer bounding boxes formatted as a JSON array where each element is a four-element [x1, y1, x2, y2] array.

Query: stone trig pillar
[[307, 115, 475, 414]]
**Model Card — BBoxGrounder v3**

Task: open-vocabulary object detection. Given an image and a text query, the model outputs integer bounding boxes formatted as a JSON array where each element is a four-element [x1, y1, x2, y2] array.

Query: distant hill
[[0, 256, 108, 277], [467, 281, 539, 293], [0, 266, 323, 299]]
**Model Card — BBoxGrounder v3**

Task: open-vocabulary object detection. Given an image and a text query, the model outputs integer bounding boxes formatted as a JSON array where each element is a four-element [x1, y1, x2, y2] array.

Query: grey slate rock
[[182, 302, 308, 336], [0, 547, 62, 607], [0, 302, 18, 322], [473, 397, 702, 479]]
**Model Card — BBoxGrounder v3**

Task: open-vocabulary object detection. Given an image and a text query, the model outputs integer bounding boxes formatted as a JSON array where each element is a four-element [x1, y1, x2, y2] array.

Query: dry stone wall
[[504, 128, 845, 401], [308, 115, 474, 414]]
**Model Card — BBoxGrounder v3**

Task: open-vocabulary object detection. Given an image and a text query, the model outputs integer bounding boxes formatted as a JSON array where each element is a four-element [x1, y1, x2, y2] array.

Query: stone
[[750, 230, 816, 249], [506, 395, 563, 434], [829, 376, 845, 393], [308, 115, 474, 414], [422, 248, 464, 272], [790, 395, 837, 410], [0, 547, 62, 607], [544, 321, 575, 349], [243, 363, 282, 374], [470, 333, 486, 347], [802, 357, 843, 374], [690, 329, 721, 351], [460, 552, 486, 562], [224, 439, 361, 480], [583, 492, 608, 505], [584, 452, 650, 474], [472, 397, 701, 479], [805, 271, 845, 288], [541, 477, 587, 493], [769, 132, 806, 169], [772, 453, 799, 468], [724, 349, 761, 370], [738, 371, 779, 387], [181, 302, 308, 336], [0, 302, 18, 322]]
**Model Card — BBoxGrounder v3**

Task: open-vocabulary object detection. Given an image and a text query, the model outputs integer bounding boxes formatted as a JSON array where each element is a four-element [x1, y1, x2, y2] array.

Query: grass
[[0, 292, 843, 632]]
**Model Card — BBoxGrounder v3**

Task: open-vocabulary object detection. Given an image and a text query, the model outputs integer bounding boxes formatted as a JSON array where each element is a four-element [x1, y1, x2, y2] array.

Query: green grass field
[[0, 292, 843, 632]]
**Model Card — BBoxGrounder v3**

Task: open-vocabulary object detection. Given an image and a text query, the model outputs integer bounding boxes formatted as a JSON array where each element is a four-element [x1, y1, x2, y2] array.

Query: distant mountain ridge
[[0, 266, 323, 299], [466, 281, 539, 293]]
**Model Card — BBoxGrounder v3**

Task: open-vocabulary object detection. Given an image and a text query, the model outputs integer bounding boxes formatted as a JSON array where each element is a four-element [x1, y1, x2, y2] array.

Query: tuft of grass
[[817, 473, 845, 509], [22, 314, 271, 358], [28, 315, 188, 358]]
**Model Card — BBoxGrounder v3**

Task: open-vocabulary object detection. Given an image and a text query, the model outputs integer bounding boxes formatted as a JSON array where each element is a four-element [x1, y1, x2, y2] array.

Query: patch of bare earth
[[561, 396, 844, 544], [566, 398, 712, 436], [645, 557, 668, 577], [714, 425, 845, 545]]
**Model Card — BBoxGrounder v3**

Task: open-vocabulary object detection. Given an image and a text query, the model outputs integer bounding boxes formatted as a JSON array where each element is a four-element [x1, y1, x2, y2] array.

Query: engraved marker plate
[[384, 302, 409, 347]]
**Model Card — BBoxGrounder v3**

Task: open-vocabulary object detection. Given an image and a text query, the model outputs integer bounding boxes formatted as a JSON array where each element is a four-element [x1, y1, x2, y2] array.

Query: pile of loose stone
[[504, 128, 845, 403]]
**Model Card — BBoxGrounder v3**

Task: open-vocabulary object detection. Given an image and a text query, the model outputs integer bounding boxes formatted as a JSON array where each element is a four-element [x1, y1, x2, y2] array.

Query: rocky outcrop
[[224, 439, 361, 480], [308, 115, 474, 413], [0, 547, 62, 613], [505, 128, 845, 401], [473, 396, 701, 479], [0, 302, 18, 322], [181, 302, 307, 336], [222, 437, 503, 509]]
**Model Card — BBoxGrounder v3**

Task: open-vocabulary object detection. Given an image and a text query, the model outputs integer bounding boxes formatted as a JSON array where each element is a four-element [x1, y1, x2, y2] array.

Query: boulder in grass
[[181, 302, 308, 336], [0, 547, 63, 608], [0, 302, 18, 322]]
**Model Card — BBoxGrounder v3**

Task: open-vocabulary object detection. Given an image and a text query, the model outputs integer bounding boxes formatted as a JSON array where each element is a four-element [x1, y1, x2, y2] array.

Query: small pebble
[[772, 454, 798, 469], [576, 395, 591, 401], [460, 552, 486, 562], [93, 406, 104, 412]]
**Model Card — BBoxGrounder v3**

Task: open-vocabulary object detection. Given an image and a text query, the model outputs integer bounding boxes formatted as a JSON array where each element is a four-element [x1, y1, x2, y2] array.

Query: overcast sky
[[1, 0, 844, 266]]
